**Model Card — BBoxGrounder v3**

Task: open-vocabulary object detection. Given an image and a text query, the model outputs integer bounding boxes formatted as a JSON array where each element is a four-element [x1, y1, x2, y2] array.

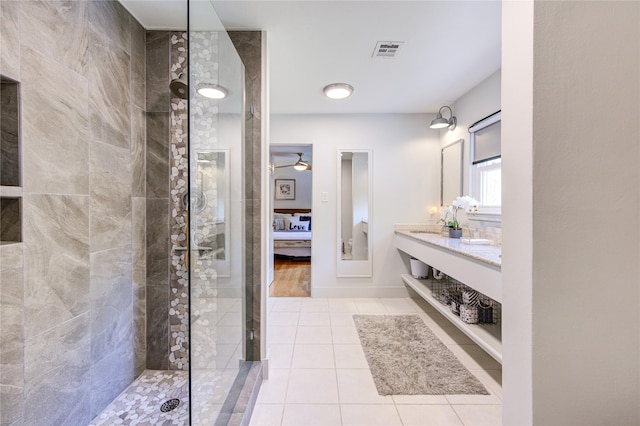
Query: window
[[470, 111, 501, 211]]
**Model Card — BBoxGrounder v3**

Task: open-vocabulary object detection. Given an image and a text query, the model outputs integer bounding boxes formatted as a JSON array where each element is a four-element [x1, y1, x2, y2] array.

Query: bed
[[273, 209, 312, 258]]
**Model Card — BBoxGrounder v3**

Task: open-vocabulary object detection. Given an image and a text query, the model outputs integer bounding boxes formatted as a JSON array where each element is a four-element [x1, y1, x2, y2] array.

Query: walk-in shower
[[91, 1, 261, 424]]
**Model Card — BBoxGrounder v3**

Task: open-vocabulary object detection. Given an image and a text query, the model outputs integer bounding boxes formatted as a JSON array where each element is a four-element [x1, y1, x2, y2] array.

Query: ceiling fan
[[274, 152, 312, 171]]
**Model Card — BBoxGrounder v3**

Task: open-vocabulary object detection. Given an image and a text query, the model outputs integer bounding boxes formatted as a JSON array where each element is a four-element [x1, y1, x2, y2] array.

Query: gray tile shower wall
[[0, 243, 24, 425], [0, 0, 147, 424], [145, 29, 171, 370], [21, 45, 90, 195], [0, 1, 20, 81]]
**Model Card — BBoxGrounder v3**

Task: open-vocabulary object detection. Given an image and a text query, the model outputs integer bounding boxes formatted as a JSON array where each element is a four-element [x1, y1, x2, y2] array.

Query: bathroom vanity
[[394, 225, 502, 363]]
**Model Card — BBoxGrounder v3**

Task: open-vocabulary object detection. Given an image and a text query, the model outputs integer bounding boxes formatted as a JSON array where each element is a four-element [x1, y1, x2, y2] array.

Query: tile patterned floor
[[250, 297, 502, 426]]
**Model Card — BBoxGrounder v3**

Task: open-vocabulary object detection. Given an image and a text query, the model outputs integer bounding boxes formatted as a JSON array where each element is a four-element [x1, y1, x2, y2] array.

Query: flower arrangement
[[440, 196, 479, 230]]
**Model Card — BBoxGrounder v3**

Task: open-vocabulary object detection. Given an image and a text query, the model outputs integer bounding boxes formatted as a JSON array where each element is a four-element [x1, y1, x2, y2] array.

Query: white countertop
[[395, 230, 501, 268]]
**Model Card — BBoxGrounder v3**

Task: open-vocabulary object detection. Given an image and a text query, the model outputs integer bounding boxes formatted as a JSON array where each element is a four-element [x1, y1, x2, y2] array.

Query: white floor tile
[[340, 404, 401, 425], [301, 298, 330, 313], [292, 344, 335, 369], [330, 312, 358, 326], [269, 326, 297, 345], [354, 299, 388, 314], [269, 311, 300, 326], [269, 345, 294, 369], [329, 298, 360, 313], [257, 369, 290, 404], [396, 404, 463, 426], [281, 404, 341, 426], [299, 312, 331, 326], [272, 298, 303, 312], [391, 394, 449, 404], [334, 345, 369, 369], [256, 297, 502, 426], [295, 326, 333, 344], [452, 404, 502, 426], [380, 298, 420, 314], [445, 394, 502, 405], [286, 369, 339, 404], [332, 325, 361, 345], [336, 369, 391, 404], [249, 404, 284, 425]]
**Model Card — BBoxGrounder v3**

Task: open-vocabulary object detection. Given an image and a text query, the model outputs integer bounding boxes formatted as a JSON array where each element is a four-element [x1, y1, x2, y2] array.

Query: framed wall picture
[[275, 179, 295, 200]]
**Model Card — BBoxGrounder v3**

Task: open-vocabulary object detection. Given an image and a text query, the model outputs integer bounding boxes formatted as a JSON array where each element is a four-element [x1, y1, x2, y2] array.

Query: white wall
[[272, 166, 312, 210], [271, 114, 440, 297], [503, 2, 640, 424]]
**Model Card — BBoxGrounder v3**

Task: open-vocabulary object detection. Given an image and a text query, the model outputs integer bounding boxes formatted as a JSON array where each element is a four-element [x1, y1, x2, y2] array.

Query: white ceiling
[[119, 0, 502, 115]]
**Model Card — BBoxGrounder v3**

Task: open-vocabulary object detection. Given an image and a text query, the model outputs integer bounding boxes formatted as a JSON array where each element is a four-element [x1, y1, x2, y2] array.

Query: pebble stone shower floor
[[90, 370, 189, 426], [90, 367, 240, 425]]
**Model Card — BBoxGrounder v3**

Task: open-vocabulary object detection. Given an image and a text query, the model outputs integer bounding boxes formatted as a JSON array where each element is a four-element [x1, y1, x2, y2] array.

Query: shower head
[[170, 73, 188, 99]]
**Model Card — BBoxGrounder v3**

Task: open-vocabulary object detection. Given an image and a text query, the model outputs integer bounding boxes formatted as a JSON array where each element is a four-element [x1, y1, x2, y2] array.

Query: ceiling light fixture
[[197, 83, 228, 99], [293, 162, 308, 171], [430, 105, 457, 130], [275, 153, 312, 171], [323, 83, 354, 100]]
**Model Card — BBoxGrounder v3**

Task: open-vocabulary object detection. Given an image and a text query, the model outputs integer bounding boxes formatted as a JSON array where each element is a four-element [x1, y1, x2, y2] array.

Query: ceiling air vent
[[372, 41, 403, 58]]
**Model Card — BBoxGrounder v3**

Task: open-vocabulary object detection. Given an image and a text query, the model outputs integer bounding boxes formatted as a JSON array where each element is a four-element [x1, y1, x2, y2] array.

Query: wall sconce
[[430, 105, 457, 130]]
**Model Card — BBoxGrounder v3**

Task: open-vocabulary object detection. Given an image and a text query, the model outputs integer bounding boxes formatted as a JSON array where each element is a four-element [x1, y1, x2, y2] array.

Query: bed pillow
[[288, 215, 309, 231], [298, 215, 311, 230], [273, 213, 291, 230], [273, 218, 286, 230]]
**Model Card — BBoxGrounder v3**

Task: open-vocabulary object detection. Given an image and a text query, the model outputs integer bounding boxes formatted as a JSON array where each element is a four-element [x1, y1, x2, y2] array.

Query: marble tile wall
[[145, 30, 171, 370], [0, 1, 147, 424], [0, 243, 24, 425]]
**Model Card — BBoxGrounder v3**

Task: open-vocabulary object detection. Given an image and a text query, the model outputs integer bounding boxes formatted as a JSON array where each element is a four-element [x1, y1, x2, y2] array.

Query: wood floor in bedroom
[[271, 257, 311, 297]]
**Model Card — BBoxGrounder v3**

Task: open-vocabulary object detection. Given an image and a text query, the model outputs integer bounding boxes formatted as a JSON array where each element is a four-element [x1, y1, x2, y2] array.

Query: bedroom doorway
[[270, 144, 313, 297]]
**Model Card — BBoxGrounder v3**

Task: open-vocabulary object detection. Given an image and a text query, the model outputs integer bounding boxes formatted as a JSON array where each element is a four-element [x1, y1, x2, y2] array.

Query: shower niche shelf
[[1, 75, 22, 244]]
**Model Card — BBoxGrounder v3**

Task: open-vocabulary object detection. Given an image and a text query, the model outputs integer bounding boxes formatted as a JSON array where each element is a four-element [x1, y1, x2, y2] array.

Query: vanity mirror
[[441, 139, 464, 205], [337, 149, 372, 277]]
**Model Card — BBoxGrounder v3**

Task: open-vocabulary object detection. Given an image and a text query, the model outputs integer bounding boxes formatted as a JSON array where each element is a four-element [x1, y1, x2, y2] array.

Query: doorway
[[270, 144, 313, 297]]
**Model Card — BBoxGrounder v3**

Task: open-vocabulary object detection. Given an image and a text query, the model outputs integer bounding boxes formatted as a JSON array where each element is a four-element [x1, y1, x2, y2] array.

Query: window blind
[[470, 111, 501, 165]]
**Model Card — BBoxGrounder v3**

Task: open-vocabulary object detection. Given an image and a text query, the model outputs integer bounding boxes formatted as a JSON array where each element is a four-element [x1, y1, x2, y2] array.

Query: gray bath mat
[[353, 314, 489, 396]]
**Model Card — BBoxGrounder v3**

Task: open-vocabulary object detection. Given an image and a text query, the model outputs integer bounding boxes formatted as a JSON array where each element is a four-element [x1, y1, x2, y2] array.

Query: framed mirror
[[441, 139, 464, 205], [337, 149, 372, 277]]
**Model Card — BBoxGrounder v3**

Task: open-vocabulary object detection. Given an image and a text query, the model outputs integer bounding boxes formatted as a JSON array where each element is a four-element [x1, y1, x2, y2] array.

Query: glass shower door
[[188, 1, 248, 423]]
